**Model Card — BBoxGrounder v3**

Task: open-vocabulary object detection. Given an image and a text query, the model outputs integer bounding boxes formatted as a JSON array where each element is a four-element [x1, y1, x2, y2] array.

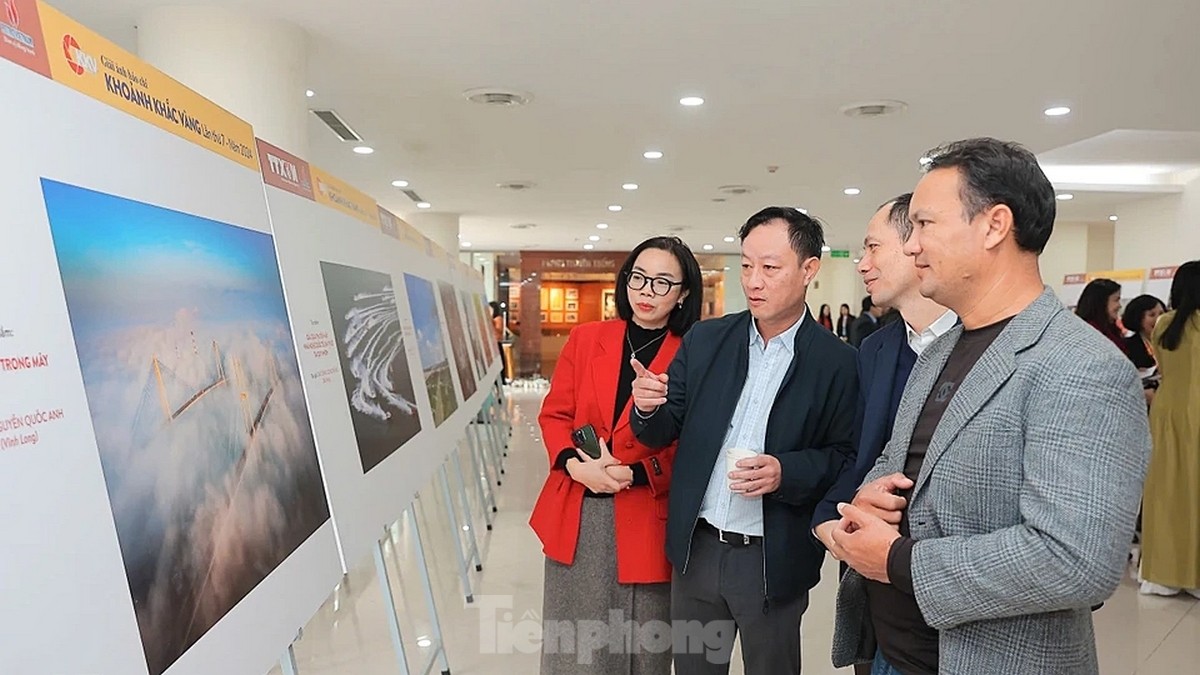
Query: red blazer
[[529, 320, 681, 583]]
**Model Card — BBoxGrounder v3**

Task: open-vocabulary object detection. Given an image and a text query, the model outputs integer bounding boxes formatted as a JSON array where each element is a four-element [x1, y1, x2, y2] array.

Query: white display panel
[[1145, 266, 1178, 304], [264, 176, 500, 571], [0, 57, 341, 675]]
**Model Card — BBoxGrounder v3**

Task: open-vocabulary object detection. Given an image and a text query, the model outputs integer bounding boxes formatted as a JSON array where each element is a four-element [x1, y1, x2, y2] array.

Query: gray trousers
[[671, 526, 808, 675]]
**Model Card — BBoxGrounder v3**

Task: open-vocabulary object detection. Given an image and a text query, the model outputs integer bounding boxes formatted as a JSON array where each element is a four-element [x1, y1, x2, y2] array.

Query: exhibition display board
[[258, 139, 501, 570], [1145, 265, 1178, 303], [1061, 273, 1088, 309], [0, 2, 498, 673]]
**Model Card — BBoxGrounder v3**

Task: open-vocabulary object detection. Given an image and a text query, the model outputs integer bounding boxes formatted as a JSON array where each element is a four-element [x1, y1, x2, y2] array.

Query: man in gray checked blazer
[[829, 138, 1150, 675]]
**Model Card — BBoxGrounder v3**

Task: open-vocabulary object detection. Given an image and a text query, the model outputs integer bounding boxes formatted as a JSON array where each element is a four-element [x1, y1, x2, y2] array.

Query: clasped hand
[[819, 473, 913, 583], [565, 436, 632, 493]]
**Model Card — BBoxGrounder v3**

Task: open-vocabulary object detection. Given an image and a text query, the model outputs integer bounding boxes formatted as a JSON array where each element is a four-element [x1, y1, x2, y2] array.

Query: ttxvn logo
[[62, 33, 97, 75]]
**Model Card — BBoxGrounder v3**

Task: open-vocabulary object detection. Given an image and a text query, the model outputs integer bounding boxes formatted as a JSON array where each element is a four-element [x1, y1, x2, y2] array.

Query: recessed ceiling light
[[919, 156, 932, 166], [416, 202, 432, 209], [417, 638, 432, 648], [596, 223, 609, 229], [843, 187, 861, 196], [608, 205, 623, 212], [853, 258, 861, 264], [588, 235, 601, 241], [583, 244, 595, 250], [643, 150, 664, 160], [821, 245, 832, 252], [623, 183, 639, 191], [703, 244, 714, 251], [353, 146, 374, 155], [680, 96, 705, 107], [461, 241, 472, 248], [391, 179, 409, 188], [1056, 193, 1074, 201], [1109, 214, 1119, 221], [723, 236, 736, 243], [305, 89, 315, 98], [1044, 106, 1071, 117]]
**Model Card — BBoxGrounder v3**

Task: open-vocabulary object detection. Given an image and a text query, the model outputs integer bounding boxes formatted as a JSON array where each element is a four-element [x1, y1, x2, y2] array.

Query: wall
[[722, 255, 747, 315], [1087, 222, 1115, 272], [1113, 171, 1200, 271], [1040, 221, 1092, 295], [808, 257, 866, 316]]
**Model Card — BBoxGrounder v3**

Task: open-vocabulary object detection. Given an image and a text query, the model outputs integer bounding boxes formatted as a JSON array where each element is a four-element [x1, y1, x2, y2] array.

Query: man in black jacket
[[631, 207, 858, 674], [849, 296, 884, 347]]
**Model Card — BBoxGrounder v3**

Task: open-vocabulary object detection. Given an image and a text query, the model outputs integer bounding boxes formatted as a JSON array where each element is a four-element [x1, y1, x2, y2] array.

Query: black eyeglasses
[[626, 271, 684, 297]]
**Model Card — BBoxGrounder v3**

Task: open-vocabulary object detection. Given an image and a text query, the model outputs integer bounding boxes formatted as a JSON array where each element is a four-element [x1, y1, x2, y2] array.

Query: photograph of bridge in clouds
[[404, 274, 458, 426], [41, 179, 330, 675], [320, 261, 421, 472]]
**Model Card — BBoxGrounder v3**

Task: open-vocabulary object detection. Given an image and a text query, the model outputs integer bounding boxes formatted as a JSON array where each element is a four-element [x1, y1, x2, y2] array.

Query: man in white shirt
[[813, 193, 954, 674]]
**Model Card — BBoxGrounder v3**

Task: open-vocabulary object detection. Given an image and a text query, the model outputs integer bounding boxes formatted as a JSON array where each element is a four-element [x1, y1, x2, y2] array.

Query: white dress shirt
[[697, 311, 806, 536], [904, 310, 958, 356]]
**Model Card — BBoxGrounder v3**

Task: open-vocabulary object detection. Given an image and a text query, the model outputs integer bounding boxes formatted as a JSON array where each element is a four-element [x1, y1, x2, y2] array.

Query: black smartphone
[[571, 424, 603, 460]]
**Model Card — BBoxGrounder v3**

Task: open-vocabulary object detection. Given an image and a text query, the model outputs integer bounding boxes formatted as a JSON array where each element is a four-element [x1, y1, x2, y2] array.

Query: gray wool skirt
[[540, 496, 671, 675]]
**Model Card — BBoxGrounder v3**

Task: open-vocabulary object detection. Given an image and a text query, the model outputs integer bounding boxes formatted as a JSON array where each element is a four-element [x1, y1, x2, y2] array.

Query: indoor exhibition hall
[[1, 1, 1198, 674]]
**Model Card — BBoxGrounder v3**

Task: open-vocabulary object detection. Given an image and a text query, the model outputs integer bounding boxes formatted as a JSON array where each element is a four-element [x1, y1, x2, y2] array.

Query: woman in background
[[1140, 261, 1200, 597], [530, 236, 702, 674], [1075, 278, 1128, 356], [1122, 294, 1167, 402], [818, 303, 835, 331], [836, 302, 854, 341], [1123, 294, 1167, 372]]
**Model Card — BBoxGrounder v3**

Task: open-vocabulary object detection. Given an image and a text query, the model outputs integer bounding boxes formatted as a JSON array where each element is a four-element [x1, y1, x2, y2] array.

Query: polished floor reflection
[[270, 389, 1199, 675]]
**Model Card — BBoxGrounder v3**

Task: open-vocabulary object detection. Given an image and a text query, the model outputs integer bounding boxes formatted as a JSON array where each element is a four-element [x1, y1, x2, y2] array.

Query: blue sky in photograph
[[42, 179, 290, 335], [403, 273, 448, 370]]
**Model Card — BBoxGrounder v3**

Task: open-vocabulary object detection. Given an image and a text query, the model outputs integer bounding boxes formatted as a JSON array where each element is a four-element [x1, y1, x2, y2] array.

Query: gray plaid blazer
[[832, 288, 1150, 674]]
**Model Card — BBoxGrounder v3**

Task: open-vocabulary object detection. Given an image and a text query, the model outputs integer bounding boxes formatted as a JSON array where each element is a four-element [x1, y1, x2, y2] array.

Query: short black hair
[[861, 295, 874, 313], [1075, 278, 1121, 326], [615, 236, 703, 336], [1161, 260, 1200, 351], [877, 193, 914, 242], [737, 206, 825, 261], [1120, 294, 1166, 336], [922, 138, 1056, 254]]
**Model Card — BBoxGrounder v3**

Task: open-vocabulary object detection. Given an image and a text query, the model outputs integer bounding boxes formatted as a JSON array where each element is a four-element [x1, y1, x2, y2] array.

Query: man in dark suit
[[849, 296, 884, 347], [812, 194, 954, 674], [630, 207, 858, 675]]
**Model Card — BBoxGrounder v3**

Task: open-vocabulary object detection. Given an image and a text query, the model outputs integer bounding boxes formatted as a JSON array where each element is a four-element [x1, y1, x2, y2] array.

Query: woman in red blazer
[[531, 236, 702, 675]]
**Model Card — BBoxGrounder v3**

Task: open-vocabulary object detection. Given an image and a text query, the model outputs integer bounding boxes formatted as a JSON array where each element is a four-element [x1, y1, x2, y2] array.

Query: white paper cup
[[726, 447, 760, 479]]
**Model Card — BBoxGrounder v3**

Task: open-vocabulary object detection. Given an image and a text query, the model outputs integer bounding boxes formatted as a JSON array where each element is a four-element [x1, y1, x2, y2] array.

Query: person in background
[[818, 304, 836, 331], [837, 303, 855, 341], [631, 207, 858, 675], [850, 296, 884, 347], [816, 193, 955, 674], [490, 301, 510, 384], [530, 236, 703, 675], [1139, 260, 1200, 599], [1121, 294, 1167, 398], [1075, 278, 1129, 357]]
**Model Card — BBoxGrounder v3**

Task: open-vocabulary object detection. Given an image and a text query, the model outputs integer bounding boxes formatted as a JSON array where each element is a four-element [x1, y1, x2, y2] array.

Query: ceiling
[[53, 0, 1200, 254]]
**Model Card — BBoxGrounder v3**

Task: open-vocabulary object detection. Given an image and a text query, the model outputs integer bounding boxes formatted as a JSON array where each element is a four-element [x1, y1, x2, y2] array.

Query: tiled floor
[[273, 389, 1199, 675]]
